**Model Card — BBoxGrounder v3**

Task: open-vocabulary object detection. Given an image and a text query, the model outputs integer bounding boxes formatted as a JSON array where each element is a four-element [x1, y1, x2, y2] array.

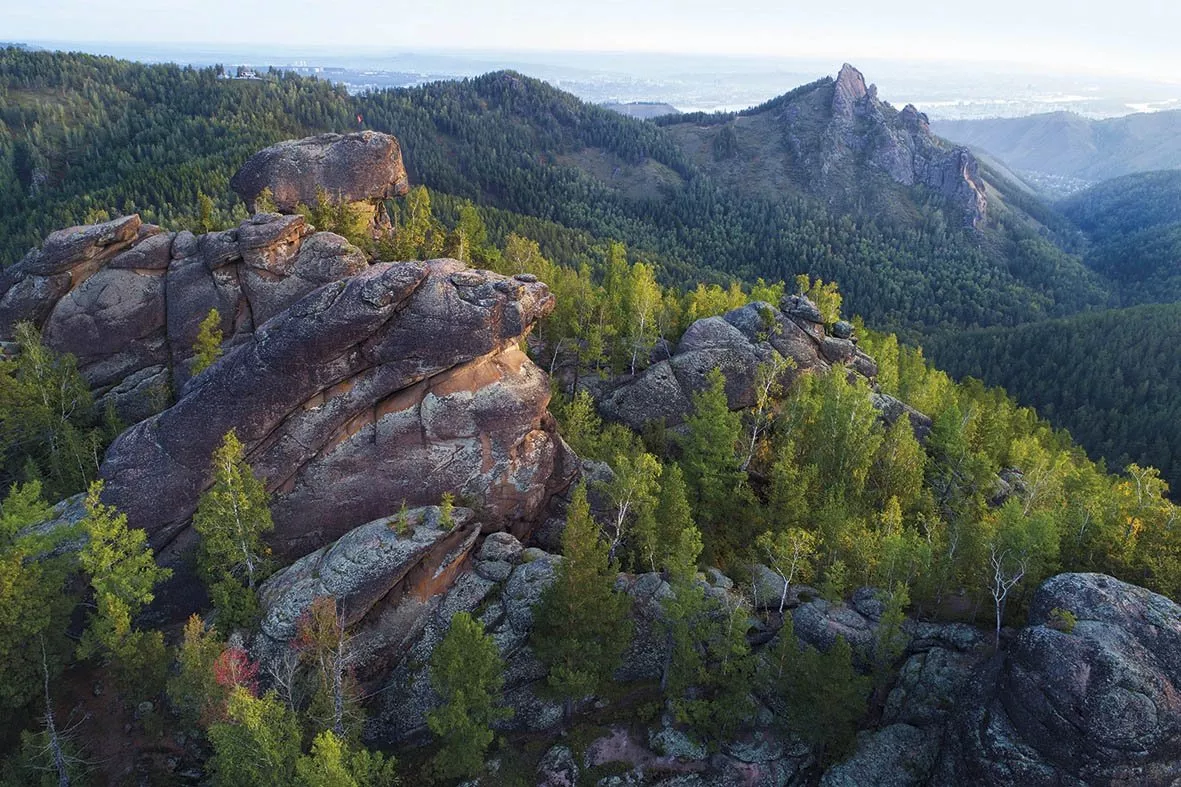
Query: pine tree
[[679, 367, 745, 548], [635, 463, 700, 578], [427, 611, 511, 780], [0, 481, 76, 711], [531, 483, 632, 717], [77, 480, 171, 695], [193, 430, 273, 629], [768, 614, 869, 765], [0, 322, 103, 498], [192, 308, 224, 376]]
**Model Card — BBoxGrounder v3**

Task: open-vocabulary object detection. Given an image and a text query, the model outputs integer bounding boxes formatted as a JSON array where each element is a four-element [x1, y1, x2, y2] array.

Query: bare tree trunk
[[41, 637, 70, 787]]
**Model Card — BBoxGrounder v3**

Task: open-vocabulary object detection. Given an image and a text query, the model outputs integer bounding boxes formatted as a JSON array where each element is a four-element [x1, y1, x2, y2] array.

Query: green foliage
[[0, 481, 76, 712], [208, 688, 302, 787], [77, 480, 171, 695], [295, 731, 398, 787], [438, 492, 455, 531], [427, 612, 511, 780], [679, 368, 747, 557], [925, 302, 1181, 499], [873, 584, 910, 689], [765, 615, 869, 765], [193, 430, 273, 629], [1048, 607, 1078, 634], [662, 579, 755, 743], [641, 464, 702, 580], [0, 323, 105, 499], [192, 307, 224, 375], [531, 484, 632, 713], [167, 614, 228, 730]]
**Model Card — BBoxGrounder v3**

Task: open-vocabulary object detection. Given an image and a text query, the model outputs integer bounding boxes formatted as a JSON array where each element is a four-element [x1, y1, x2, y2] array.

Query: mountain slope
[[934, 110, 1181, 184], [1056, 170, 1181, 303], [0, 49, 1110, 332], [924, 302, 1181, 494]]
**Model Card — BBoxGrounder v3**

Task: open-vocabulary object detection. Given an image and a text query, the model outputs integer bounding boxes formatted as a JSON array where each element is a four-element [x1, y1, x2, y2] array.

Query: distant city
[[17, 41, 1181, 120]]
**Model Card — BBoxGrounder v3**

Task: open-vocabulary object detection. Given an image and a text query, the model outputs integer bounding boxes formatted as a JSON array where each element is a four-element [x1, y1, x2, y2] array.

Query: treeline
[[923, 302, 1181, 497], [2, 48, 1113, 333]]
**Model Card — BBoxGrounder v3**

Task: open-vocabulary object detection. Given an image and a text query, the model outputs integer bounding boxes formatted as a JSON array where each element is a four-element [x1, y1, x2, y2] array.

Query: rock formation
[[935, 572, 1181, 785], [99, 256, 574, 564], [0, 133, 414, 423], [599, 294, 880, 431], [230, 131, 410, 236], [791, 63, 989, 229]]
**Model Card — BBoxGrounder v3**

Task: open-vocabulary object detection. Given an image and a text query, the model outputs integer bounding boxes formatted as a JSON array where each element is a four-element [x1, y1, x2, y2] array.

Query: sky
[[5, 0, 1181, 80]]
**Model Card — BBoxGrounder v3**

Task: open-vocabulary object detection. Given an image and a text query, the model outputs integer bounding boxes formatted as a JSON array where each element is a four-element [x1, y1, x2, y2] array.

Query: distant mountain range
[[933, 110, 1181, 188]]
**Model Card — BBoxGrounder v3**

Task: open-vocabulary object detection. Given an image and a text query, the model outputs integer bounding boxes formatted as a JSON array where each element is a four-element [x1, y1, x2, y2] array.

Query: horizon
[[5, 0, 1181, 83]]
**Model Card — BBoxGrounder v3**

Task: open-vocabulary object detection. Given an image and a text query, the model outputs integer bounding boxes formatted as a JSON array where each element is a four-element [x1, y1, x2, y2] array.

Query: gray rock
[[935, 572, 1181, 786], [599, 298, 858, 431], [650, 727, 707, 761], [230, 131, 410, 214], [820, 723, 938, 787], [537, 744, 579, 787]]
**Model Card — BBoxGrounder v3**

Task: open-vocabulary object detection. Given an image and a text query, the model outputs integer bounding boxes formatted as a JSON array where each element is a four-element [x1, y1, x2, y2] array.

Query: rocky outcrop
[[230, 131, 410, 236], [935, 572, 1181, 786], [0, 212, 376, 423], [599, 294, 878, 431], [804, 64, 988, 228], [254, 505, 481, 670], [99, 257, 574, 565]]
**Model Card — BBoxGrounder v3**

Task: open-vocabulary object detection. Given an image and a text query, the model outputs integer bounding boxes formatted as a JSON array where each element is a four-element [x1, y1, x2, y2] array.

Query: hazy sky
[[5, 0, 1181, 79]]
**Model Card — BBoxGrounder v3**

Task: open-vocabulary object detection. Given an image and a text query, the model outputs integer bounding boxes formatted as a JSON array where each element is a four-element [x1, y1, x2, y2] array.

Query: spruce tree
[[427, 611, 510, 780], [193, 430, 273, 629], [77, 481, 171, 696], [531, 483, 632, 718], [192, 308, 224, 375]]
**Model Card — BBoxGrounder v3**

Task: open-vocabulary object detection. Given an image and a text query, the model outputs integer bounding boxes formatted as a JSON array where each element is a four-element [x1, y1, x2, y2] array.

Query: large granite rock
[[99, 258, 574, 567], [230, 131, 410, 235], [825, 64, 987, 228], [0, 211, 377, 420], [254, 505, 480, 669], [934, 572, 1181, 786], [599, 296, 879, 431]]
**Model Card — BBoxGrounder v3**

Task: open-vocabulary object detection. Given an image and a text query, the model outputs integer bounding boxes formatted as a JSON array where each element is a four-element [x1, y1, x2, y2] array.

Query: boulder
[[254, 506, 479, 665], [599, 299, 843, 430], [230, 131, 410, 221], [820, 723, 939, 787], [935, 573, 1181, 786]]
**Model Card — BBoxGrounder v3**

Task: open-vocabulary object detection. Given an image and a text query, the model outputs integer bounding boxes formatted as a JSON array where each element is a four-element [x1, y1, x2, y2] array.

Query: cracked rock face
[[0, 212, 372, 423], [99, 257, 573, 567], [598, 296, 878, 430], [826, 64, 988, 229], [935, 572, 1181, 786]]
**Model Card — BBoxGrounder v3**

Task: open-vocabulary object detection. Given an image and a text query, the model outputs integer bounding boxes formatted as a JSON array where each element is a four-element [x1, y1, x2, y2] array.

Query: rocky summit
[[6, 124, 1181, 787]]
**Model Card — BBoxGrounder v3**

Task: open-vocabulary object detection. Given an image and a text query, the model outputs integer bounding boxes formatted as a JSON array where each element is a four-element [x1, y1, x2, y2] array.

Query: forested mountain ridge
[[0, 48, 1112, 333], [934, 109, 1181, 184]]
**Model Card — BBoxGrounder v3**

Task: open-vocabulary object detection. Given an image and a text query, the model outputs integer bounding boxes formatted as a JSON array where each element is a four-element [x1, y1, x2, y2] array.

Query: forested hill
[[924, 302, 1181, 495], [933, 109, 1181, 183], [1057, 170, 1181, 304], [0, 48, 1111, 332]]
